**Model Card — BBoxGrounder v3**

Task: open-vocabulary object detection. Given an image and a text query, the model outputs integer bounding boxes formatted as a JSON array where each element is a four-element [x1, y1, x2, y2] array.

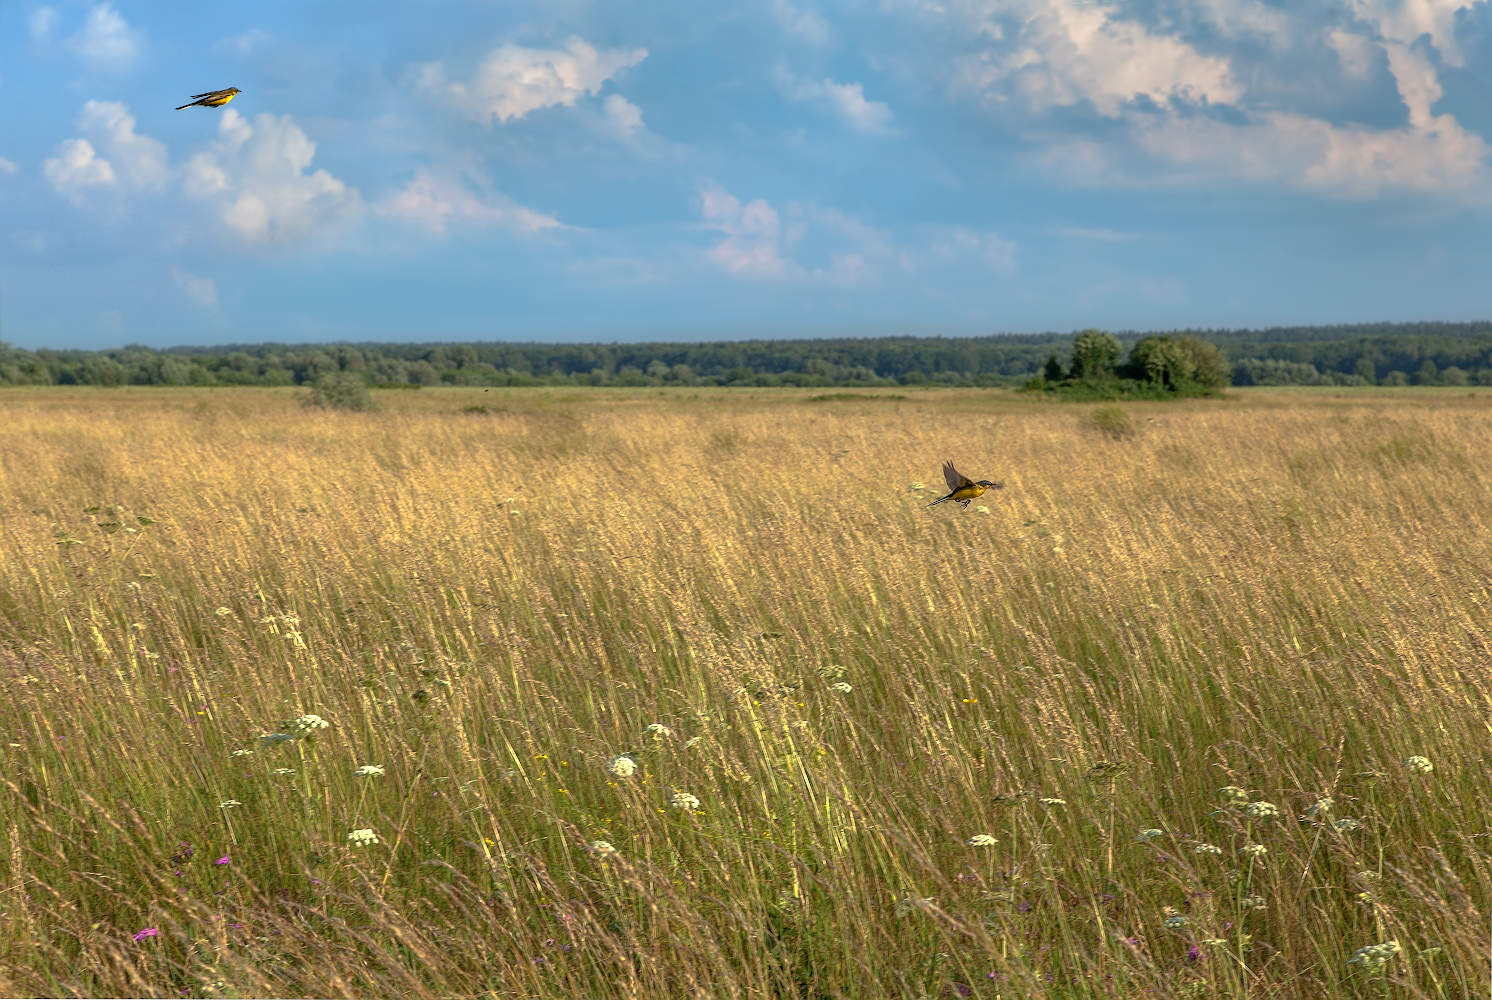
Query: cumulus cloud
[[66, 2, 143, 73], [942, 0, 1490, 198], [417, 37, 648, 125], [600, 94, 647, 140], [778, 69, 896, 135], [43, 101, 166, 203], [379, 169, 562, 236], [183, 109, 361, 243], [171, 267, 218, 306], [698, 183, 883, 284], [0, 157, 18, 175]]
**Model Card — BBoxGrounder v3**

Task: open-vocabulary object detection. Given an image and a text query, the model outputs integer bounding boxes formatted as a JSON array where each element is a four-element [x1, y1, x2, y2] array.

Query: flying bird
[[927, 460, 1004, 510], [176, 88, 241, 111]]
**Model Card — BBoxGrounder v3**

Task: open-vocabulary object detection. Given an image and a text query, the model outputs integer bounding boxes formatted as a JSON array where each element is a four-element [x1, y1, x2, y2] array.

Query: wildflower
[[1346, 940, 1400, 969], [354, 765, 384, 777], [261, 733, 294, 747], [896, 896, 935, 918], [290, 715, 328, 736], [909, 482, 925, 492], [1163, 915, 1188, 929], [1193, 844, 1223, 855], [684, 737, 702, 748], [1403, 756, 1433, 774], [1216, 786, 1249, 804], [1356, 870, 1381, 882], [964, 834, 999, 847], [1238, 844, 1267, 858], [829, 682, 852, 693], [272, 768, 295, 775], [215, 856, 230, 866], [1240, 895, 1266, 911], [133, 928, 159, 942], [214, 607, 232, 617], [815, 664, 847, 680], [974, 505, 990, 514], [230, 749, 254, 759], [644, 724, 672, 738], [607, 756, 637, 778], [1242, 801, 1279, 819], [346, 828, 380, 847], [1334, 818, 1362, 832], [588, 840, 617, 855], [1137, 829, 1164, 842], [1305, 798, 1333, 817], [218, 800, 243, 810], [669, 792, 700, 810], [1038, 798, 1066, 806]]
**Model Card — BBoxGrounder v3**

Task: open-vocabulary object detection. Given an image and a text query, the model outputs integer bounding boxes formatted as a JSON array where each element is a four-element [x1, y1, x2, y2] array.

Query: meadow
[[0, 384, 1488, 999]]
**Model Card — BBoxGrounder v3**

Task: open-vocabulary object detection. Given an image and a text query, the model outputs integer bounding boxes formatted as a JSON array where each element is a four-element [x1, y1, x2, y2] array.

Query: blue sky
[[2, 0, 1491, 350]]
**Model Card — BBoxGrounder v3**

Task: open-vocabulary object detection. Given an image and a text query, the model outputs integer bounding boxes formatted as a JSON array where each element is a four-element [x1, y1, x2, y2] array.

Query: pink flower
[[215, 856, 230, 865], [133, 928, 159, 941]]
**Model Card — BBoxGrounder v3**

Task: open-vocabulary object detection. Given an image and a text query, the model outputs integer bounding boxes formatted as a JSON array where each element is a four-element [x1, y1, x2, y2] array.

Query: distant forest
[[3, 320, 1492, 388]]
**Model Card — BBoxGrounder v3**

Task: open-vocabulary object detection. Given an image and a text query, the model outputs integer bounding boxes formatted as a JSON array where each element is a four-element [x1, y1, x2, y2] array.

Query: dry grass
[[1, 385, 1489, 999]]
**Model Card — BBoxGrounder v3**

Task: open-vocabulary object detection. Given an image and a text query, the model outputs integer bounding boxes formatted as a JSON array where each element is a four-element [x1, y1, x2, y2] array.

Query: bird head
[[227, 87, 242, 95], [977, 480, 1004, 490]]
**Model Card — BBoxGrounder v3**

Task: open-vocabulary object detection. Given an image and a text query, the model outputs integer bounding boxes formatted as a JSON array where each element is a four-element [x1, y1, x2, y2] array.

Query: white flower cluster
[[219, 800, 243, 810], [588, 840, 617, 855], [1347, 940, 1400, 968], [1238, 844, 1268, 857], [354, 765, 385, 777], [1334, 818, 1362, 832], [644, 724, 672, 739], [1038, 798, 1066, 806], [964, 834, 998, 847], [1137, 829, 1164, 842], [272, 768, 295, 776], [346, 828, 380, 847], [1163, 915, 1188, 929], [670, 791, 700, 810], [230, 749, 255, 759], [829, 682, 852, 694], [1403, 756, 1433, 774], [1242, 801, 1279, 819], [291, 715, 329, 736], [1216, 786, 1249, 804], [1193, 844, 1223, 855], [1305, 798, 1333, 817], [608, 756, 637, 777]]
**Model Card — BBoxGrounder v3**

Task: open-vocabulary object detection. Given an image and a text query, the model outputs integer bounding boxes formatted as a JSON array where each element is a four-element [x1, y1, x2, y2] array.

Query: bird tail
[[926, 494, 951, 507], [175, 102, 196, 110]]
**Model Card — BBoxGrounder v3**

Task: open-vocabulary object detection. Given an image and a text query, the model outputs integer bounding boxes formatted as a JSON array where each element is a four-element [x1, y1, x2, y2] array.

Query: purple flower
[[215, 856, 229, 866], [1188, 945, 1203, 964], [133, 928, 159, 941]]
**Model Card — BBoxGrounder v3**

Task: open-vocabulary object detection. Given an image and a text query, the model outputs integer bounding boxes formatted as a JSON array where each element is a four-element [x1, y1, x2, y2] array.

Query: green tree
[[1355, 357, 1377, 385], [1124, 335, 1230, 393], [1068, 330, 1121, 381], [1043, 353, 1064, 383], [1416, 359, 1439, 385], [306, 371, 374, 411]]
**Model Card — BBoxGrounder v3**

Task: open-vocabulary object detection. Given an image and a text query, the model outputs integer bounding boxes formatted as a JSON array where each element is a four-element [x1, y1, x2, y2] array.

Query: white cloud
[[700, 184, 789, 277], [66, 2, 142, 73], [379, 169, 563, 236], [44, 139, 114, 203], [600, 94, 647, 140], [774, 0, 834, 45], [698, 183, 884, 284], [171, 267, 218, 307], [0, 157, 17, 175], [778, 69, 897, 135], [417, 37, 648, 125], [184, 110, 361, 242], [227, 29, 267, 55], [942, 0, 1490, 199], [29, 7, 58, 41], [43, 100, 168, 203]]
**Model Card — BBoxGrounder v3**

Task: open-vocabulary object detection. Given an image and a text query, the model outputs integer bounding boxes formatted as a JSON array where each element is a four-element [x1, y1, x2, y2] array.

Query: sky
[[2, 0, 1491, 350]]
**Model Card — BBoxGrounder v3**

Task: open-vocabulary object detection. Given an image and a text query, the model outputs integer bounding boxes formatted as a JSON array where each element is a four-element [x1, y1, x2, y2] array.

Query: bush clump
[[305, 372, 375, 411], [1088, 403, 1136, 440], [1026, 330, 1229, 400]]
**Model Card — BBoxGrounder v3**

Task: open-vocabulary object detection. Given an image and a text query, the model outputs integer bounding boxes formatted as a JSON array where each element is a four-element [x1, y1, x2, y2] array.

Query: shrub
[[1088, 403, 1135, 440], [305, 371, 374, 411], [1069, 330, 1122, 380], [1123, 335, 1230, 394]]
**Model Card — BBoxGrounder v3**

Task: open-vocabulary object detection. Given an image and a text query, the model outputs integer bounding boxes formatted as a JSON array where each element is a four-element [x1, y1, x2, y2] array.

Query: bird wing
[[189, 90, 226, 100], [942, 460, 973, 492]]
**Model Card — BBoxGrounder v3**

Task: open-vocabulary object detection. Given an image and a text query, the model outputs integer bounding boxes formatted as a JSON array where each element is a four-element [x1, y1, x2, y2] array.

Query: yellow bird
[[927, 459, 1004, 510], [176, 88, 241, 111]]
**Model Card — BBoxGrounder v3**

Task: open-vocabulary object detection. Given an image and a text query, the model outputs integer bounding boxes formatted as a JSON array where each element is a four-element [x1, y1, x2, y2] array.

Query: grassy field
[[0, 385, 1489, 999]]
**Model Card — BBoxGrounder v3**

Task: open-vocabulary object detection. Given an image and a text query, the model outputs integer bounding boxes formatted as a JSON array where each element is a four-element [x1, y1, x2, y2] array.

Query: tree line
[[2, 321, 1491, 388]]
